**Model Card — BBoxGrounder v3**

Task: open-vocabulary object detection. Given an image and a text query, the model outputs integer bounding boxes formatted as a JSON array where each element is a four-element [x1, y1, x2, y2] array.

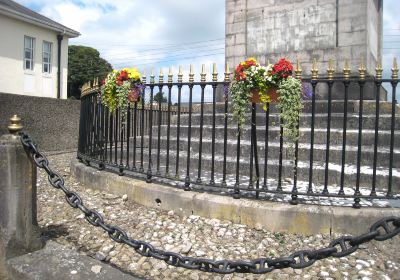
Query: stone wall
[[0, 93, 80, 152], [226, 0, 382, 76]]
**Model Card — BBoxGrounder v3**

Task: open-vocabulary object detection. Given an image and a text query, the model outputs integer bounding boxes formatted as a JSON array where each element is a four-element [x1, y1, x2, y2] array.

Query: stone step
[[101, 148, 400, 192], [173, 113, 400, 130], [148, 125, 400, 148], [196, 100, 400, 115], [137, 135, 400, 168]]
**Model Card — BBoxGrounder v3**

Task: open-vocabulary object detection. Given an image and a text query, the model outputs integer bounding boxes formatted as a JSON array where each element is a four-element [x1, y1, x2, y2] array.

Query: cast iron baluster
[[156, 69, 164, 176], [323, 60, 335, 195], [277, 109, 283, 192], [139, 74, 146, 173], [339, 61, 350, 195], [114, 111, 118, 165], [175, 66, 183, 179], [356, 61, 366, 197], [100, 102, 105, 164], [388, 58, 398, 198], [104, 107, 109, 164], [185, 65, 194, 190], [233, 123, 241, 199], [221, 64, 231, 187], [196, 65, 206, 184], [371, 61, 383, 200], [165, 67, 173, 177], [291, 60, 303, 204], [126, 106, 131, 169], [132, 102, 137, 171], [146, 69, 155, 182], [262, 109, 270, 190], [210, 64, 218, 186], [308, 59, 318, 194], [251, 103, 260, 197], [119, 109, 124, 175]]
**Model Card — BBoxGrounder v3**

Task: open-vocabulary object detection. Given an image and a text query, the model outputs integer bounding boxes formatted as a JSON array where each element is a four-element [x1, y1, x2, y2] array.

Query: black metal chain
[[20, 131, 400, 274]]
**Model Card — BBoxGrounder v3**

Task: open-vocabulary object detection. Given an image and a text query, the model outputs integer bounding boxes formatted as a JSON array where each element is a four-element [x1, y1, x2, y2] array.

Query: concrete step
[[100, 148, 400, 192], [149, 125, 400, 148], [173, 113, 400, 130], [6, 241, 139, 280], [138, 135, 400, 168], [195, 100, 400, 115]]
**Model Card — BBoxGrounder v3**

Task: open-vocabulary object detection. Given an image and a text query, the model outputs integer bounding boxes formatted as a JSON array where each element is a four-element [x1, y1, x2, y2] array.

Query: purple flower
[[223, 83, 230, 101]]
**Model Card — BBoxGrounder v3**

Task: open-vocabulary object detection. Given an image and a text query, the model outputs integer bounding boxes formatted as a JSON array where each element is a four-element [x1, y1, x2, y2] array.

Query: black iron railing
[[78, 74, 400, 208]]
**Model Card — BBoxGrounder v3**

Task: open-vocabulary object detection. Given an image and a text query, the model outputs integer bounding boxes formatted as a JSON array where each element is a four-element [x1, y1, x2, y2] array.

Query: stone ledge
[[70, 158, 400, 235], [7, 241, 140, 280]]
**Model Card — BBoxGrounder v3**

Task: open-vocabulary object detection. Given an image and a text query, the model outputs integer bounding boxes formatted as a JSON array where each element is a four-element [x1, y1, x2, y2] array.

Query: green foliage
[[68, 45, 112, 99], [277, 77, 304, 155], [154, 92, 167, 103]]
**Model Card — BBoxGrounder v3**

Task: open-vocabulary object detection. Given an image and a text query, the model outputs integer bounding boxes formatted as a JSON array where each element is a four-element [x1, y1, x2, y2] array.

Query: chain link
[[19, 131, 400, 274]]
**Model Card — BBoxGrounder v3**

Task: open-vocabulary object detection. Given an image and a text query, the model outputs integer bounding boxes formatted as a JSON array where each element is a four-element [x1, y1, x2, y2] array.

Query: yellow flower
[[128, 67, 140, 79], [249, 57, 256, 62], [240, 61, 246, 66]]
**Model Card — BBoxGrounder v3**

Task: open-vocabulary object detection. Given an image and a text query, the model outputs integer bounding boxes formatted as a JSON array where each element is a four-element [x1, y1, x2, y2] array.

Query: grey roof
[[0, 0, 80, 37]]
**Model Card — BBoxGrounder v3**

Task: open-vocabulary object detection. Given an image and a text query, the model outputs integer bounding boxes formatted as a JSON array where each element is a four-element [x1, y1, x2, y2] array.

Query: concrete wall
[[0, 93, 80, 152], [226, 0, 382, 76], [0, 14, 69, 99]]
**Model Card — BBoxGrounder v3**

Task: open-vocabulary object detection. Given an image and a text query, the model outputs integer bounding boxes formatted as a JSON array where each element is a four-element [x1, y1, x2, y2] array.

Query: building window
[[24, 36, 34, 70], [42, 41, 52, 73]]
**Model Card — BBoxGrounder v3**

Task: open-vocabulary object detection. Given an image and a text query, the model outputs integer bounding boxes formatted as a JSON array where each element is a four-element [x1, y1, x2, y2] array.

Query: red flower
[[272, 58, 293, 79]]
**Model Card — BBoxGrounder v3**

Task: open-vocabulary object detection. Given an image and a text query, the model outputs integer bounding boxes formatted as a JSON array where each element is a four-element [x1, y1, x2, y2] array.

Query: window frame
[[24, 36, 35, 71], [42, 41, 52, 74]]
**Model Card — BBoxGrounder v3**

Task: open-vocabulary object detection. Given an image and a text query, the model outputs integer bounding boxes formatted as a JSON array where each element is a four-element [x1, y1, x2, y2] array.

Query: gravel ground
[[37, 152, 400, 280]]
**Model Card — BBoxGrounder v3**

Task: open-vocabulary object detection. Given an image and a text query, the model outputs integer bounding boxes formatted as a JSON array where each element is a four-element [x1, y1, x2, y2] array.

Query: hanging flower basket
[[229, 58, 304, 153]]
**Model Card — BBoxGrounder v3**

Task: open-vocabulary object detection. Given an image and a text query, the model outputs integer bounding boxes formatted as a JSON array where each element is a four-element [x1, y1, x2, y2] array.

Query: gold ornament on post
[[343, 60, 351, 80], [159, 68, 164, 84], [178, 65, 183, 83], [142, 69, 146, 84], [376, 58, 383, 80], [358, 58, 366, 80], [295, 58, 302, 79], [224, 62, 231, 82], [327, 59, 335, 80], [392, 58, 398, 80], [8, 114, 23, 134], [200, 64, 206, 82], [189, 64, 194, 83], [311, 58, 319, 80], [150, 68, 155, 84], [212, 63, 218, 82], [168, 67, 173, 83]]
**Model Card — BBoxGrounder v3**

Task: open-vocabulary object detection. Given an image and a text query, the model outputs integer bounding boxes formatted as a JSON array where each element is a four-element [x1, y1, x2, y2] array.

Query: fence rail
[[78, 62, 400, 208]]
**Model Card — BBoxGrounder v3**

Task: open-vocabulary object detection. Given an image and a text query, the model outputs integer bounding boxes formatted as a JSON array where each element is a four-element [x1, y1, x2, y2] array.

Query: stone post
[[0, 115, 43, 279]]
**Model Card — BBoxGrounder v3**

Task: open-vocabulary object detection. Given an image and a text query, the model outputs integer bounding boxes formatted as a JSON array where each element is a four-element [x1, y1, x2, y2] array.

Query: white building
[[0, 0, 79, 99]]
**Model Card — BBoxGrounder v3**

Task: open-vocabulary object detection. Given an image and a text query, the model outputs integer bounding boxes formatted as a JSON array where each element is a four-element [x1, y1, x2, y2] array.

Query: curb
[[70, 158, 400, 235]]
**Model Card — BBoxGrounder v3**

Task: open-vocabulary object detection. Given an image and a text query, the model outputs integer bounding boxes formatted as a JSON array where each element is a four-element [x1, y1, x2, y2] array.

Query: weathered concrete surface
[[0, 92, 80, 152], [0, 134, 43, 280], [7, 241, 141, 280], [70, 158, 400, 235]]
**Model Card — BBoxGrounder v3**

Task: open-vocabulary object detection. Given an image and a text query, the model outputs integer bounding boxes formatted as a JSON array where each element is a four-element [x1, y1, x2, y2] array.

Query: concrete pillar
[[0, 116, 43, 279]]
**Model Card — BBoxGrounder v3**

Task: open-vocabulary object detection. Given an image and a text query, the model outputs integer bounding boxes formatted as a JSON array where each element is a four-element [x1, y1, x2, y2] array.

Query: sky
[[15, 0, 400, 84]]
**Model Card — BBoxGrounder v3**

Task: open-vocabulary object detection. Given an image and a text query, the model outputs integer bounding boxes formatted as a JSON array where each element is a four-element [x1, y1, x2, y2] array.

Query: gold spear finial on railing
[[343, 59, 351, 80], [201, 64, 206, 82], [159, 68, 164, 84], [295, 58, 302, 79], [212, 63, 218, 82], [359, 57, 366, 80], [178, 65, 183, 83], [150, 68, 155, 84], [224, 62, 231, 82], [311, 58, 318, 80], [8, 114, 23, 134], [168, 67, 173, 83], [376, 57, 383, 80], [327, 59, 335, 80], [142, 69, 147, 84], [392, 58, 398, 80], [189, 64, 194, 83]]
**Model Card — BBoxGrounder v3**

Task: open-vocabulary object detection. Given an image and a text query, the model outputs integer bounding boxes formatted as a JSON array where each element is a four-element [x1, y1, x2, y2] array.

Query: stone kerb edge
[[70, 158, 400, 235]]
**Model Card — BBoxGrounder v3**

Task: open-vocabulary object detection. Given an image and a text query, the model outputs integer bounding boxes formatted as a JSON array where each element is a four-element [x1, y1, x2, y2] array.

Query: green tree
[[68, 45, 113, 99], [154, 92, 168, 103]]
